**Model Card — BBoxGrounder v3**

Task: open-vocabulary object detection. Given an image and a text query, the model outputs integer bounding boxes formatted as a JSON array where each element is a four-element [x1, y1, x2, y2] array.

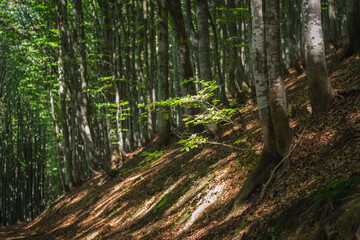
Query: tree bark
[[344, 0, 360, 57], [156, 0, 171, 146], [196, 0, 212, 83], [167, 0, 198, 118], [266, 0, 292, 157], [55, 0, 75, 190], [235, 0, 292, 202], [303, 0, 336, 115]]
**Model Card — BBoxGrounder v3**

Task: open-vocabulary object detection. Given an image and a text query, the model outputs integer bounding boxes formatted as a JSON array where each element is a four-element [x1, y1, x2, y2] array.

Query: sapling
[[148, 79, 245, 151]]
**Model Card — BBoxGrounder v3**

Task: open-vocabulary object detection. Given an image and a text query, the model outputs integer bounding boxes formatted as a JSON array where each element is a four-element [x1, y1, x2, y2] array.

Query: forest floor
[[1, 45, 360, 240]]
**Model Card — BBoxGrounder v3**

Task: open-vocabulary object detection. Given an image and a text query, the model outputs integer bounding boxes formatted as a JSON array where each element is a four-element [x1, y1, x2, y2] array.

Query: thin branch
[[260, 126, 307, 199], [205, 141, 255, 151]]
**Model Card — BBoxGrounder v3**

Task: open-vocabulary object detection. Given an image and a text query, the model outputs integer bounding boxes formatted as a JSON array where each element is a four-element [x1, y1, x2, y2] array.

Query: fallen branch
[[205, 141, 249, 151], [260, 126, 307, 199]]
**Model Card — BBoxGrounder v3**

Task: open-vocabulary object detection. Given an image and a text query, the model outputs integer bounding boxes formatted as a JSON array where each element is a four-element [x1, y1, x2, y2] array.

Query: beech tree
[[235, 0, 292, 202], [303, 0, 337, 115], [196, 0, 212, 83], [156, 0, 171, 146]]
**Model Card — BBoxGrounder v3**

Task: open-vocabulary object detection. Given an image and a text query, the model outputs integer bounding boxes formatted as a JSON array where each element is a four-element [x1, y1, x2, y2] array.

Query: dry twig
[[260, 126, 307, 199]]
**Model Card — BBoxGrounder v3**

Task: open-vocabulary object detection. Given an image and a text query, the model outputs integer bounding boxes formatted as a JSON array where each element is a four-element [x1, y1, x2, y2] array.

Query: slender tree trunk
[[73, 0, 103, 176], [287, 0, 304, 74], [196, 0, 212, 83], [303, 0, 336, 115], [344, 0, 360, 58], [226, 0, 240, 99], [49, 81, 66, 192], [186, 0, 200, 82], [167, 0, 198, 118], [156, 0, 171, 146], [207, 5, 228, 105], [142, 0, 156, 140], [115, 0, 128, 160], [266, 0, 292, 157]]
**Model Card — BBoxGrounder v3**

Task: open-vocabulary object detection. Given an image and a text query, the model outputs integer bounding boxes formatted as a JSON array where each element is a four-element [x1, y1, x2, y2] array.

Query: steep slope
[[0, 46, 360, 240]]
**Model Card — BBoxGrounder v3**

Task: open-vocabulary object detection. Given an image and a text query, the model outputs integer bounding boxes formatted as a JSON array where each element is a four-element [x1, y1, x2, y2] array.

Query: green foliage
[[151, 79, 243, 150], [178, 135, 208, 152], [141, 150, 164, 162], [234, 221, 249, 236], [234, 139, 247, 145]]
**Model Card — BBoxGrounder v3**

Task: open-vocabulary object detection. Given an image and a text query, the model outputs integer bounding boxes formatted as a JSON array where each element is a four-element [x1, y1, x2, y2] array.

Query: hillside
[[1, 47, 360, 240]]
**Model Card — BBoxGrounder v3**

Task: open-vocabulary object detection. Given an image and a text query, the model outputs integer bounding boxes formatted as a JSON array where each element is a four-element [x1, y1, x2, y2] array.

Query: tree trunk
[[266, 0, 292, 157], [186, 0, 200, 82], [207, 5, 228, 105], [344, 0, 360, 57], [287, 0, 304, 74], [49, 81, 66, 192], [303, 0, 336, 115], [167, 0, 198, 116], [157, 0, 171, 146], [235, 0, 277, 202], [235, 0, 292, 202], [196, 0, 212, 83]]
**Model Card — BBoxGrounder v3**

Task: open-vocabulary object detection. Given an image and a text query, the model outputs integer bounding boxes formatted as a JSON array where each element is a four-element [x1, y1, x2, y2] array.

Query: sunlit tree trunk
[[303, 0, 336, 114], [115, 0, 127, 162], [266, 0, 292, 157], [235, 0, 276, 201], [236, 0, 292, 202]]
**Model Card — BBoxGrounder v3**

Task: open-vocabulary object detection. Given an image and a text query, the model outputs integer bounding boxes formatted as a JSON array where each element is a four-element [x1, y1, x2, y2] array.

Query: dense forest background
[[0, 0, 359, 229]]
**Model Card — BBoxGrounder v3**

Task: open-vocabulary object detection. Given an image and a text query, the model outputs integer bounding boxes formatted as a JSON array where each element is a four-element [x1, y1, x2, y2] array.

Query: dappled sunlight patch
[[146, 148, 184, 169], [183, 181, 227, 230], [86, 231, 99, 240], [90, 191, 126, 219], [163, 174, 206, 217], [221, 125, 240, 138], [182, 169, 229, 231], [108, 203, 131, 226], [69, 189, 89, 205], [348, 109, 360, 123], [131, 176, 186, 221], [245, 120, 258, 131], [97, 175, 111, 187], [285, 72, 307, 90], [209, 152, 238, 170], [51, 212, 79, 231], [73, 215, 110, 239]]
